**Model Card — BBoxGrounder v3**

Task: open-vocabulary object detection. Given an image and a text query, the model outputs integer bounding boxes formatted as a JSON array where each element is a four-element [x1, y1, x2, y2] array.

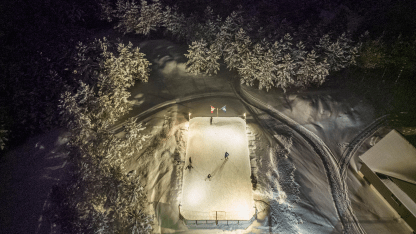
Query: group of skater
[[185, 151, 230, 181]]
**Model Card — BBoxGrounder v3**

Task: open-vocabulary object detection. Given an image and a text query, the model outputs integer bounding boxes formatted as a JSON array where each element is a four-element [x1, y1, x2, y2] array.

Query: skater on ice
[[185, 157, 193, 170], [207, 174, 212, 180], [225, 152, 229, 160]]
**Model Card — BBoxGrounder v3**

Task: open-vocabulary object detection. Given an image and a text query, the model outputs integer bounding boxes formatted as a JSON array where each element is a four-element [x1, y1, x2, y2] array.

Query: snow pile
[[122, 106, 189, 233], [241, 84, 414, 233], [248, 123, 304, 234]]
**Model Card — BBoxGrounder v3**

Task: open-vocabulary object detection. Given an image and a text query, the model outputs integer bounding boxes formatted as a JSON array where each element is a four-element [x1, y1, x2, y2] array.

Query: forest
[[0, 0, 415, 233]]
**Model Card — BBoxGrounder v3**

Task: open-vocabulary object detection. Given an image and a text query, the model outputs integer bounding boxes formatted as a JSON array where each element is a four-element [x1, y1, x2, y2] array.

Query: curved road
[[339, 115, 389, 180], [231, 79, 365, 234], [110, 80, 368, 233]]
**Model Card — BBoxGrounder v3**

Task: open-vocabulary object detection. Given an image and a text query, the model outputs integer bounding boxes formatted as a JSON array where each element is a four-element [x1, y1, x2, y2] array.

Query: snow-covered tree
[[100, 0, 163, 35], [108, 0, 142, 33], [316, 33, 359, 72], [297, 50, 329, 87], [162, 5, 186, 41], [275, 53, 296, 91], [257, 45, 277, 91], [199, 7, 221, 43], [53, 38, 153, 233], [238, 51, 258, 87], [224, 28, 251, 70], [135, 0, 163, 35], [67, 38, 151, 131], [185, 39, 220, 75]]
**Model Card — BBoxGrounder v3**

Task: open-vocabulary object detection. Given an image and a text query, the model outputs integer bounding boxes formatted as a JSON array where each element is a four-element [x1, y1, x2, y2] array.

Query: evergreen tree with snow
[[257, 44, 277, 91], [135, 0, 163, 35], [275, 53, 296, 91], [238, 50, 258, 88], [185, 39, 220, 75], [200, 7, 222, 43], [100, 0, 163, 36], [53, 38, 153, 233], [316, 33, 359, 72], [224, 28, 252, 70], [297, 50, 329, 87], [162, 5, 186, 41]]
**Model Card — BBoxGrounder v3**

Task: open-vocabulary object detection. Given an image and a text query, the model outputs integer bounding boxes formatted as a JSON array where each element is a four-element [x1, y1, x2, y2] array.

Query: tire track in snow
[[339, 115, 389, 180], [108, 92, 238, 134], [107, 82, 364, 233], [232, 80, 365, 234], [244, 104, 302, 233]]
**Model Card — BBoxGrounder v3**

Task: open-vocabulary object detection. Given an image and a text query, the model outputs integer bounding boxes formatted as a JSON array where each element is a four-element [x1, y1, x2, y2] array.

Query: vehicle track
[[108, 82, 366, 233], [108, 92, 238, 134], [232, 79, 365, 234], [339, 115, 389, 181]]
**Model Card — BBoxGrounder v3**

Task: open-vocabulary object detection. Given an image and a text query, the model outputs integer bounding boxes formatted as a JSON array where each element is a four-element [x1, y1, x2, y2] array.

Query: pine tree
[[224, 28, 251, 70], [185, 39, 209, 75], [238, 51, 258, 87], [297, 50, 329, 87], [162, 5, 186, 41], [270, 40, 284, 64], [206, 43, 221, 75], [54, 39, 153, 233], [135, 0, 163, 35], [316, 33, 359, 72], [114, 0, 141, 34], [275, 53, 296, 92], [98, 0, 115, 22], [185, 39, 220, 75], [258, 46, 277, 91]]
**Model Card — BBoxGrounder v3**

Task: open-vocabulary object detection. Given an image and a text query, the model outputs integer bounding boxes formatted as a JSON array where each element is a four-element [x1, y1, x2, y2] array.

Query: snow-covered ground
[[181, 117, 254, 221], [1, 38, 415, 234]]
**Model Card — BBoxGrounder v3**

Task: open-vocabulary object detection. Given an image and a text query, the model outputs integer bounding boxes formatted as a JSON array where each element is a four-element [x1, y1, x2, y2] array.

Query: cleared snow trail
[[339, 115, 389, 180], [233, 80, 366, 234]]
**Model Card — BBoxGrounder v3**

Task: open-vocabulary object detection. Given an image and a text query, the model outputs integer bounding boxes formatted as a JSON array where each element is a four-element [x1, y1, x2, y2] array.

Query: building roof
[[380, 176, 416, 217], [360, 129, 416, 185]]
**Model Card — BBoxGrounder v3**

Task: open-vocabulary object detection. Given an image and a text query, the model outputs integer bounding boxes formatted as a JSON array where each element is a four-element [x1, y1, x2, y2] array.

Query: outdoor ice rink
[[181, 117, 254, 221]]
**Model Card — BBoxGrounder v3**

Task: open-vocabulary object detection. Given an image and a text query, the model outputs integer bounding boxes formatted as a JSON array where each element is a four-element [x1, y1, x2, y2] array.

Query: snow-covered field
[[181, 117, 254, 221], [1, 38, 415, 234]]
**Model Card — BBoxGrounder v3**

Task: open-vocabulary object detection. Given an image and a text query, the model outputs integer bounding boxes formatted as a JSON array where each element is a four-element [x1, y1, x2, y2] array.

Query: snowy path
[[105, 72, 365, 232], [233, 79, 366, 234], [181, 117, 254, 221], [339, 115, 389, 180], [108, 92, 238, 134], [106, 82, 364, 232]]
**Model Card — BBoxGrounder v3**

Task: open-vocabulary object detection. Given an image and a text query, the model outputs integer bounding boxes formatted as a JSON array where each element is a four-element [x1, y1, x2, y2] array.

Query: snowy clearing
[[181, 117, 254, 221]]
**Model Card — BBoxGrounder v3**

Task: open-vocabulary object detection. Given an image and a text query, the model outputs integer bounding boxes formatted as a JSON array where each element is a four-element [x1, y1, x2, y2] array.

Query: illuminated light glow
[[180, 117, 254, 221]]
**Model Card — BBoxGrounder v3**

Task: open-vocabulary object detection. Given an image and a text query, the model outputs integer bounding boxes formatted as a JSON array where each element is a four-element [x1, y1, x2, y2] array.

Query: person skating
[[224, 152, 229, 160], [207, 174, 212, 181], [185, 157, 193, 170]]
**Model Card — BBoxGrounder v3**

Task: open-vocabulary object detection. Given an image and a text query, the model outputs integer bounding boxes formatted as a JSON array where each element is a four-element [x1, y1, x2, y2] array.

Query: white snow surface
[[181, 117, 254, 221], [1, 37, 415, 234]]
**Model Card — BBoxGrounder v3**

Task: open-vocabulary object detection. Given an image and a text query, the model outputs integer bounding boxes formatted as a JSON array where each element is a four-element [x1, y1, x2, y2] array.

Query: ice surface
[[181, 117, 254, 221]]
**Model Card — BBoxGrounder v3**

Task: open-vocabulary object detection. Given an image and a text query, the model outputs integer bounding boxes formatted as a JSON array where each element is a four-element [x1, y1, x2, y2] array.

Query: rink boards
[[180, 117, 254, 221]]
